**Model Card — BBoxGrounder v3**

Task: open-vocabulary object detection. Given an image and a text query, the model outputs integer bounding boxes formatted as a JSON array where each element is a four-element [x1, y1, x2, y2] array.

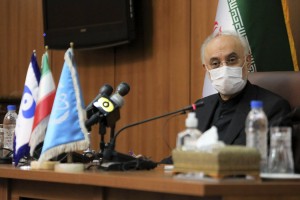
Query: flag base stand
[[31, 161, 58, 170], [54, 163, 84, 173]]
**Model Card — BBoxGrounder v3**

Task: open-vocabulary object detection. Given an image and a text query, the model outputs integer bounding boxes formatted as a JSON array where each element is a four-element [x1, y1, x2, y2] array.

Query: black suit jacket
[[195, 81, 291, 145]]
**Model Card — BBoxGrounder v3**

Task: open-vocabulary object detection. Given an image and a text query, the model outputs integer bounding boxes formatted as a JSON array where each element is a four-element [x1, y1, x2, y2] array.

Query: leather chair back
[[248, 71, 300, 109]]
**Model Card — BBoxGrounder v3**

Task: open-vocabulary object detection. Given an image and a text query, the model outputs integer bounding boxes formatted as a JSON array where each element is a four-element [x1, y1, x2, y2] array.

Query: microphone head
[[92, 83, 129, 114], [111, 82, 130, 107], [86, 84, 113, 119], [110, 93, 124, 108], [183, 100, 204, 111], [193, 101, 204, 110], [116, 82, 130, 96], [100, 84, 113, 96]]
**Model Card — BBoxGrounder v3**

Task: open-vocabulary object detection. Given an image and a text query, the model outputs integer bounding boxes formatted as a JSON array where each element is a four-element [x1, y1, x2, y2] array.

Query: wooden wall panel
[[0, 0, 44, 96], [0, 0, 9, 95], [114, 0, 191, 160]]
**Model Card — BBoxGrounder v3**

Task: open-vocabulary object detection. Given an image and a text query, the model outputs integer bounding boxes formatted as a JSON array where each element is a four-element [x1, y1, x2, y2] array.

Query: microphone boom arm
[[115, 108, 186, 139], [102, 101, 204, 162], [110, 101, 204, 149]]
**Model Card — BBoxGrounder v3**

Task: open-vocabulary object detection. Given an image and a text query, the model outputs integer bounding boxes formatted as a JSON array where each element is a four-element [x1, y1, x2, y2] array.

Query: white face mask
[[208, 66, 247, 95]]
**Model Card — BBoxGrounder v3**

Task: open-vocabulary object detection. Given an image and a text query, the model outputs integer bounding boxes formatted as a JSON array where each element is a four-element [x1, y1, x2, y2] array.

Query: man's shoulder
[[250, 83, 287, 101], [248, 82, 291, 112]]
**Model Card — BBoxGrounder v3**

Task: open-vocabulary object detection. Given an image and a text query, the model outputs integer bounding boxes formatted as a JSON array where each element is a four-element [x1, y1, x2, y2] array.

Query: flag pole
[[70, 42, 74, 50], [67, 42, 74, 164]]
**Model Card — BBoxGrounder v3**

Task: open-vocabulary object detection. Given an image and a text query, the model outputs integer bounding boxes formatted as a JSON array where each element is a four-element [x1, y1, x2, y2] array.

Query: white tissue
[[196, 126, 225, 152]]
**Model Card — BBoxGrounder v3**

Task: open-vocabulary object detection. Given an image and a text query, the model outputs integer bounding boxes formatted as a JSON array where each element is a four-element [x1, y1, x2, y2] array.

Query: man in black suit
[[160, 31, 291, 165], [196, 31, 291, 145]]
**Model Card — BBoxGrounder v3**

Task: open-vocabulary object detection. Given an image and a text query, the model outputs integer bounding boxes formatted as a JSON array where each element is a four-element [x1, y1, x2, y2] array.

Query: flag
[[15, 52, 41, 165], [202, 0, 299, 97], [38, 48, 89, 162], [29, 52, 56, 156]]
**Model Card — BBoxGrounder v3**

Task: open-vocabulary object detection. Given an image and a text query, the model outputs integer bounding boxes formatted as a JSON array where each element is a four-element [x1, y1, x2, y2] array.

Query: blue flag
[[38, 48, 89, 162], [15, 52, 40, 165]]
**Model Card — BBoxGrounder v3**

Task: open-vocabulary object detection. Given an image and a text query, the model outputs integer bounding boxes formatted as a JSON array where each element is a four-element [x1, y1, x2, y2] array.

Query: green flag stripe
[[42, 53, 51, 76], [233, 0, 294, 72], [227, 0, 257, 72]]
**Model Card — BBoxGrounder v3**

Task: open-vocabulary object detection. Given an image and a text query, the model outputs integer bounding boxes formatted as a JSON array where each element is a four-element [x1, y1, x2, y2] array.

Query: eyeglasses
[[206, 56, 242, 69]]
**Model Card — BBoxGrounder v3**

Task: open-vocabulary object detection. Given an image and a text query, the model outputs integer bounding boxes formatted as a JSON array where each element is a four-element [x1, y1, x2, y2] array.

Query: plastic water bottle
[[245, 100, 268, 172], [3, 105, 18, 158], [176, 112, 202, 150]]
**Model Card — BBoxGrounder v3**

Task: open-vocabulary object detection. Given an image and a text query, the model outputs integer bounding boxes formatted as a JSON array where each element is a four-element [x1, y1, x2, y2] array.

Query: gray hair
[[200, 31, 250, 64]]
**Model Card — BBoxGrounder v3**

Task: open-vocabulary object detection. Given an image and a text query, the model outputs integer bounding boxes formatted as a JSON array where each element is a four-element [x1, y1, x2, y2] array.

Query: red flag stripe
[[32, 91, 56, 130]]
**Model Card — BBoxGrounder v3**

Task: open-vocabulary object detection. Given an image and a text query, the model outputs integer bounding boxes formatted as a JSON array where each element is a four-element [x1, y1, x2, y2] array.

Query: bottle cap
[[185, 112, 198, 128], [250, 100, 263, 108], [7, 105, 16, 111]]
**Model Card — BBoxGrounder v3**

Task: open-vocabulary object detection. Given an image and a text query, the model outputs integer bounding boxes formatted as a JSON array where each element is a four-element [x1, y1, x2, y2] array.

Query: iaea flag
[[38, 48, 89, 162], [29, 52, 56, 156], [15, 52, 41, 165]]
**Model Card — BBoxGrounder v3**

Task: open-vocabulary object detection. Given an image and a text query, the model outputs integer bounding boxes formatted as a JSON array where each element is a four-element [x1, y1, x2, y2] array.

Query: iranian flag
[[202, 0, 299, 97], [29, 52, 56, 156]]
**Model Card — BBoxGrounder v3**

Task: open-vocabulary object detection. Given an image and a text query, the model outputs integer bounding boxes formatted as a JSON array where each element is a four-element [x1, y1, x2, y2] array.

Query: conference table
[[0, 164, 300, 200]]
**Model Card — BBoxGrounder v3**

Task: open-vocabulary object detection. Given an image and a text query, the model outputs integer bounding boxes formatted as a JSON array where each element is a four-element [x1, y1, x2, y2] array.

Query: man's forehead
[[209, 52, 238, 60], [205, 35, 243, 59]]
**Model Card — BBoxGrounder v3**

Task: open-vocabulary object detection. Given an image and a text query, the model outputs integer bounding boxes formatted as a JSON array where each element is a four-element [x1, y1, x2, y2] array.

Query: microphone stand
[[99, 120, 107, 154], [84, 113, 106, 161]]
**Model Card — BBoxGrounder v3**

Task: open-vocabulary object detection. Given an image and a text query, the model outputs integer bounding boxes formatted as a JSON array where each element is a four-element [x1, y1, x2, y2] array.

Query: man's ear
[[246, 54, 252, 70], [246, 54, 252, 62]]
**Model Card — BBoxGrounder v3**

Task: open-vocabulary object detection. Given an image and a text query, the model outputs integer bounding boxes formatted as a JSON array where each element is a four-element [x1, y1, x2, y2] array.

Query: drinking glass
[[268, 127, 294, 173]]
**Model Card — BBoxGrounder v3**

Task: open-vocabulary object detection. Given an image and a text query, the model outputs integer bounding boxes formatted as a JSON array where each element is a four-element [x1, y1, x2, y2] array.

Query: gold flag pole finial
[[70, 42, 74, 49], [45, 45, 49, 53]]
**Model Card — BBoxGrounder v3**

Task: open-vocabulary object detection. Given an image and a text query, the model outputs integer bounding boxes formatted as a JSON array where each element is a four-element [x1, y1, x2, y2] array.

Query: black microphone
[[94, 82, 130, 127], [102, 101, 204, 162], [85, 82, 130, 130], [107, 82, 130, 111], [86, 84, 113, 119]]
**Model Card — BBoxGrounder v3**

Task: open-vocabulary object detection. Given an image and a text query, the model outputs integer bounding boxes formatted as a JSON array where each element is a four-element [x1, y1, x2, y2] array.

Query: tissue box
[[172, 145, 261, 178]]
